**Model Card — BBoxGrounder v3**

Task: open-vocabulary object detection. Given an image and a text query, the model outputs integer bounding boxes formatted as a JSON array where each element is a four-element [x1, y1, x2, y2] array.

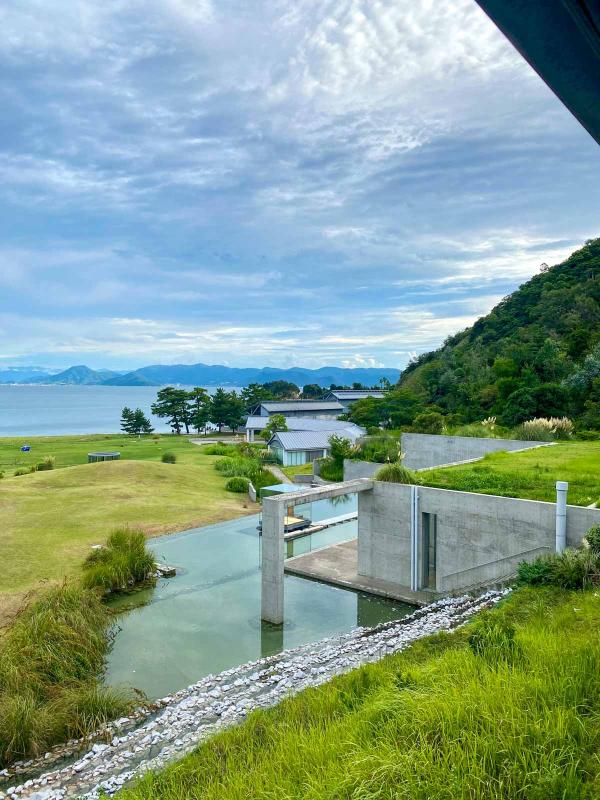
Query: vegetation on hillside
[[346, 239, 600, 431], [117, 585, 600, 800]]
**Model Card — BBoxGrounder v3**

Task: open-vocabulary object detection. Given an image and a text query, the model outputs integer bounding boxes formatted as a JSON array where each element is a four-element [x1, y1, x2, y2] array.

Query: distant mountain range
[[2, 363, 400, 388]]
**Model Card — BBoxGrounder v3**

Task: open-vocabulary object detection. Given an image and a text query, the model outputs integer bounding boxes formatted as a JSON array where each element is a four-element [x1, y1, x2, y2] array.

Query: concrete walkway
[[284, 539, 437, 606]]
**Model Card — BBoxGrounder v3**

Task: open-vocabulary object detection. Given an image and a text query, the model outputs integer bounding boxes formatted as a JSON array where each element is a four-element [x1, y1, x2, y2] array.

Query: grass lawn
[[421, 441, 600, 506], [118, 586, 600, 800], [281, 463, 313, 479], [0, 436, 258, 622], [0, 433, 230, 474]]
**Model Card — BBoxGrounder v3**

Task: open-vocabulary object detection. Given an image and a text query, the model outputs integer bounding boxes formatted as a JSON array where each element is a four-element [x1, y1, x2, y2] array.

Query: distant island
[[1, 362, 401, 388]]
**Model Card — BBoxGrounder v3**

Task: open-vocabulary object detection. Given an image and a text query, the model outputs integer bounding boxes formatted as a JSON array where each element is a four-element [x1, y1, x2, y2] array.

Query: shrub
[[585, 524, 600, 554], [551, 548, 598, 590], [0, 470, 3, 479], [413, 412, 444, 434], [356, 435, 401, 463], [214, 456, 260, 479], [517, 556, 554, 586], [82, 528, 156, 594], [251, 468, 277, 492], [203, 443, 233, 456], [13, 467, 31, 477], [374, 462, 420, 484], [518, 548, 599, 590], [236, 442, 263, 458], [225, 476, 251, 493], [36, 455, 55, 471], [161, 451, 177, 463], [318, 457, 343, 482]]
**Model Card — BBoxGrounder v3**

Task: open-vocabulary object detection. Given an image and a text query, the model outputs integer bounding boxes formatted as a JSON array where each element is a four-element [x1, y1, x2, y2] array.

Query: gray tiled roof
[[325, 390, 386, 400], [245, 416, 364, 433], [269, 427, 362, 451], [260, 400, 343, 413]]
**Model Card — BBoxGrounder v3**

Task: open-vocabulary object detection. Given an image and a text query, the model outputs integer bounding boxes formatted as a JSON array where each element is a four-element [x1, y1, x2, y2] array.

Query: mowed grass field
[[422, 441, 600, 506], [0, 435, 257, 622]]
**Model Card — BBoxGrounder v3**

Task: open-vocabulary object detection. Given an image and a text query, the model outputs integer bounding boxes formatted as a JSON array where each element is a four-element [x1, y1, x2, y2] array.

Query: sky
[[0, 0, 599, 372]]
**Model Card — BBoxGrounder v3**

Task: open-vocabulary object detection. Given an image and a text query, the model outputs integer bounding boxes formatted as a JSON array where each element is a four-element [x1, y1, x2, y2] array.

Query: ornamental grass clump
[[36, 455, 55, 471], [161, 451, 177, 463], [82, 528, 156, 595], [0, 584, 136, 766], [515, 417, 574, 441], [374, 462, 421, 484], [225, 476, 250, 493]]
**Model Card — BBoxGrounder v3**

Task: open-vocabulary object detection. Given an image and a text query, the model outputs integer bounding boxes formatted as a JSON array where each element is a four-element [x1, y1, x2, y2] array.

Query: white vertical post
[[556, 481, 568, 553], [410, 485, 419, 591]]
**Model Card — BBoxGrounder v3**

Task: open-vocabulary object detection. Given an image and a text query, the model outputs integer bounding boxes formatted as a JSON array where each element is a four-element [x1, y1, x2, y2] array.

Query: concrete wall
[[358, 482, 600, 594], [401, 433, 552, 471], [344, 459, 381, 481]]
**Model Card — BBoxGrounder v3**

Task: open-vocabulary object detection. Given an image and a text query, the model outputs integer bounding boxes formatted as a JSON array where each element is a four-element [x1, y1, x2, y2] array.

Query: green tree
[[261, 413, 288, 441], [132, 408, 154, 434], [241, 383, 273, 412], [209, 388, 229, 432], [413, 411, 445, 434], [328, 434, 355, 463], [188, 387, 211, 434], [261, 380, 300, 399], [151, 387, 191, 434], [223, 391, 246, 432], [300, 383, 323, 399], [120, 407, 136, 435], [209, 389, 245, 432]]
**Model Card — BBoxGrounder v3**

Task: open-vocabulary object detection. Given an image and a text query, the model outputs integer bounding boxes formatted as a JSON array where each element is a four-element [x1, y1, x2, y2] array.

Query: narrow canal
[[106, 495, 412, 699]]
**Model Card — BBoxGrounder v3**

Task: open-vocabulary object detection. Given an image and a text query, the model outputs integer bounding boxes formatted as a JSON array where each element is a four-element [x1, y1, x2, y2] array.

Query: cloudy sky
[[1, 0, 599, 371]]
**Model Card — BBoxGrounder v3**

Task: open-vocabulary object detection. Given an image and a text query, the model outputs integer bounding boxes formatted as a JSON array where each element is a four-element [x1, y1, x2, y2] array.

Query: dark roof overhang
[[475, 0, 600, 144]]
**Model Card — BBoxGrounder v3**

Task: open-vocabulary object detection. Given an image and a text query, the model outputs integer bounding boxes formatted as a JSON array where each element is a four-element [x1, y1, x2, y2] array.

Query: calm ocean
[[0, 385, 240, 437]]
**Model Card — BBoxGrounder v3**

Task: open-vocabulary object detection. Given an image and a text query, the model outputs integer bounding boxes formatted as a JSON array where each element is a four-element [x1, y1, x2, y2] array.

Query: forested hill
[[398, 238, 600, 427]]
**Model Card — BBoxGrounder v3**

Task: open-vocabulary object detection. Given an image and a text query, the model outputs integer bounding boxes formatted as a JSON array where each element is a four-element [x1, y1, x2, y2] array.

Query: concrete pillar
[[261, 497, 285, 624], [556, 481, 568, 553], [410, 485, 419, 591]]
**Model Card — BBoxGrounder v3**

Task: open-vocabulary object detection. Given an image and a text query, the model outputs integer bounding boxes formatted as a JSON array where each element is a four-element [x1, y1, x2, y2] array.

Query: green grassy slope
[[0, 433, 226, 474], [117, 586, 600, 800], [420, 441, 600, 505], [0, 448, 257, 620]]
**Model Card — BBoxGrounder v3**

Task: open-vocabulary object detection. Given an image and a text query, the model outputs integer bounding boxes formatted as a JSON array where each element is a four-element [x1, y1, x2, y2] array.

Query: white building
[[268, 424, 364, 466], [245, 415, 363, 442]]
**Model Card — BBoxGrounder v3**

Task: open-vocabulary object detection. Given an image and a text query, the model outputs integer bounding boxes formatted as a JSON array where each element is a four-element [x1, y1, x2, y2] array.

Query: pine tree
[[151, 387, 191, 434], [188, 387, 211, 434], [120, 406, 136, 434], [132, 408, 154, 434]]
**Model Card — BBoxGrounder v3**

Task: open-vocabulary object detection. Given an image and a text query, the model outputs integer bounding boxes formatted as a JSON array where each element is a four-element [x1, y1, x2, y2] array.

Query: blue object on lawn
[[21, 445, 31, 452]]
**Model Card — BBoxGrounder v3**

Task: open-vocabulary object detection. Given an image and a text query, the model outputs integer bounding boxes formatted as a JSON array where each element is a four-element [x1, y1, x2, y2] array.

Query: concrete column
[[556, 481, 568, 553], [261, 497, 285, 624]]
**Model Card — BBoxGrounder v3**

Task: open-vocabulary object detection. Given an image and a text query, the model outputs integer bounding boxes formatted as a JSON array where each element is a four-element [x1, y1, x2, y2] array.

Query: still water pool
[[107, 498, 412, 700]]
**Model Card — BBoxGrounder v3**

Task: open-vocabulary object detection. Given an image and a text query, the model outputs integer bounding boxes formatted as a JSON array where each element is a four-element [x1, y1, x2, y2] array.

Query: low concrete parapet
[[401, 432, 553, 471]]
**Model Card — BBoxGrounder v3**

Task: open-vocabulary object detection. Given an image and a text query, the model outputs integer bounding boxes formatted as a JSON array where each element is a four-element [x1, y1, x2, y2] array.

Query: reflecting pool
[[107, 501, 412, 700]]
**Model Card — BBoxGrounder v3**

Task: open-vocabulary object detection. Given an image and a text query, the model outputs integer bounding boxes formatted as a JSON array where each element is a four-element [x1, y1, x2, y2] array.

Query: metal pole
[[556, 481, 568, 553], [410, 485, 419, 591]]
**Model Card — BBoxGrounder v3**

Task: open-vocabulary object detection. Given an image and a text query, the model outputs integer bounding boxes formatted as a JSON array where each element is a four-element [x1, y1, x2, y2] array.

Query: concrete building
[[253, 400, 344, 419], [261, 478, 600, 623], [268, 425, 364, 466], [323, 389, 386, 413], [245, 415, 364, 442]]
